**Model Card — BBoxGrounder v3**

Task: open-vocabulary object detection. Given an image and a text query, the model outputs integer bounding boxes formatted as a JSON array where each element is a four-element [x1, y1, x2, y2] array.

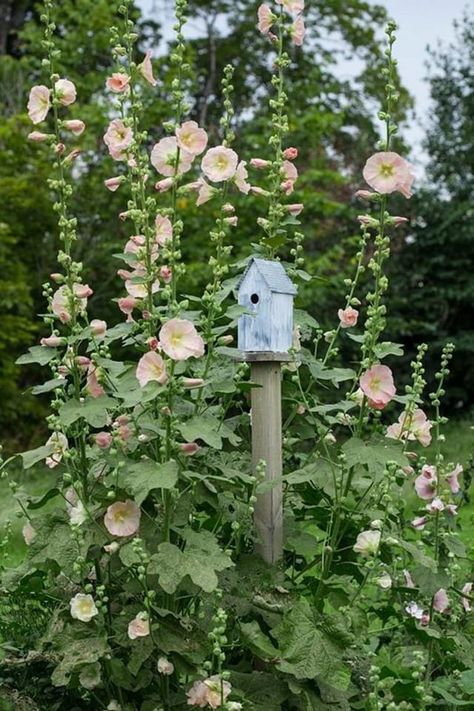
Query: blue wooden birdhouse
[[237, 258, 297, 353]]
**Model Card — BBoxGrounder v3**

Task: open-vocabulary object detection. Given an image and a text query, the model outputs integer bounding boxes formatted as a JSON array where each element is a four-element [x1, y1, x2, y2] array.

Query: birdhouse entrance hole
[[250, 293, 259, 304]]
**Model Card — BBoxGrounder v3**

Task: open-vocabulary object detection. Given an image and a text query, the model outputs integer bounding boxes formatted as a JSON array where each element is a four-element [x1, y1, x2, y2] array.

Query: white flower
[[377, 573, 392, 589], [22, 522, 36, 545], [70, 593, 99, 622], [353, 530, 380, 556], [157, 656, 174, 675]]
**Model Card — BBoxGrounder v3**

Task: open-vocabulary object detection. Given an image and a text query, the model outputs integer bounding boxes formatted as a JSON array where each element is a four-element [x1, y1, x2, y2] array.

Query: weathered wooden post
[[237, 258, 297, 564]]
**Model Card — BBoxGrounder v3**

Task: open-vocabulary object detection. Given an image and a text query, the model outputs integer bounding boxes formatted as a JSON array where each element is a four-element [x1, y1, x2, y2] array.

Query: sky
[[139, 0, 470, 166]]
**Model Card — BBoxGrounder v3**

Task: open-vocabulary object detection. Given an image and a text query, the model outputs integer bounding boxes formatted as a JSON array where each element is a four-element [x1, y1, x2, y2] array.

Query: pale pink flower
[[250, 158, 270, 169], [282, 160, 298, 182], [283, 147, 298, 160], [446, 463, 462, 494], [55, 79, 77, 106], [338, 306, 359, 329], [125, 274, 159, 299], [160, 265, 172, 283], [157, 657, 174, 675], [291, 16, 305, 46], [426, 496, 445, 513], [74, 283, 93, 299], [225, 216, 238, 227], [287, 203, 304, 217], [86, 363, 105, 398], [186, 676, 231, 709], [104, 119, 133, 160], [70, 593, 98, 622], [390, 216, 409, 227], [95, 432, 113, 449], [40, 335, 63, 347], [155, 177, 174, 192], [104, 176, 125, 192], [234, 160, 251, 194], [386, 409, 432, 447], [63, 119, 85, 135], [22, 522, 36, 545], [151, 136, 194, 177], [414, 465, 437, 500], [462, 582, 472, 612], [65, 488, 87, 526], [90, 319, 107, 337], [359, 364, 396, 410], [28, 130, 50, 142], [201, 146, 238, 183], [139, 50, 157, 86], [179, 442, 200, 456], [353, 530, 380, 556], [118, 296, 137, 320], [176, 121, 208, 156], [354, 189, 376, 200], [27, 85, 51, 124], [45, 431, 68, 468], [223, 203, 235, 213], [128, 614, 150, 640], [75, 356, 91, 371], [405, 601, 424, 620], [136, 351, 168, 387], [104, 500, 141, 537], [186, 680, 208, 707], [403, 569, 415, 588], [363, 152, 415, 199], [257, 4, 274, 35], [277, 0, 305, 12], [183, 378, 204, 389], [155, 215, 173, 245], [196, 178, 215, 205], [106, 72, 130, 93], [433, 588, 449, 613], [159, 318, 205, 361]]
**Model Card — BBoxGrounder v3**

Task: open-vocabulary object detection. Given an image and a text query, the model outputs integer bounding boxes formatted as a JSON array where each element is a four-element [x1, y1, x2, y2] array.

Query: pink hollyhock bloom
[[104, 500, 140, 537], [186, 676, 231, 709], [196, 178, 215, 205], [281, 179, 294, 195], [128, 614, 150, 640], [157, 657, 174, 675], [63, 147, 81, 164], [426, 496, 445, 513], [283, 146, 298, 160], [250, 158, 270, 169], [151, 136, 194, 177], [201, 146, 239, 183], [287, 203, 304, 217], [354, 189, 376, 200], [235, 160, 251, 194], [390, 216, 409, 227], [51, 286, 73, 323], [357, 215, 379, 228], [462, 582, 472, 612], [282, 160, 298, 182], [359, 364, 396, 410], [74, 283, 93, 299], [159, 318, 205, 361], [76, 356, 91, 370], [276, 0, 305, 12], [386, 409, 432, 447], [446, 504, 458, 516], [139, 50, 157, 86], [28, 131, 50, 142], [155, 215, 173, 245], [136, 351, 168, 387], [338, 306, 359, 329], [414, 465, 437, 500], [104, 119, 133, 160], [125, 276, 160, 299], [433, 588, 449, 613], [147, 336, 160, 350], [183, 378, 204, 389], [257, 4, 275, 34], [405, 601, 424, 620], [40, 335, 63, 347], [27, 85, 51, 124], [251, 186, 270, 197], [160, 266, 172, 283], [186, 680, 208, 707], [179, 442, 200, 456], [55, 78, 76, 106], [176, 121, 208, 156], [90, 319, 107, 337], [353, 530, 380, 556], [104, 176, 125, 192], [86, 363, 105, 398], [22, 522, 36, 546], [363, 152, 415, 198], [114, 414, 132, 443], [446, 463, 462, 494], [155, 177, 174, 192], [291, 15, 305, 46], [118, 296, 137, 320], [63, 119, 85, 135], [106, 72, 130, 93], [95, 431, 113, 449], [223, 203, 235, 213], [225, 216, 238, 227], [45, 431, 68, 468]]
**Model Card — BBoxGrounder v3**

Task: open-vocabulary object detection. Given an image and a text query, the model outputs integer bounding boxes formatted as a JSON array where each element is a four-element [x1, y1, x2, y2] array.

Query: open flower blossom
[[159, 318, 205, 361], [65, 487, 87, 526], [45, 431, 68, 468], [155, 214, 173, 245], [176, 121, 208, 156], [139, 50, 157, 86], [386, 408, 432, 447], [377, 573, 392, 589], [104, 500, 141, 537], [104, 119, 133, 160], [28, 85, 51, 124], [257, 4, 275, 34], [277, 0, 305, 12], [446, 463, 462, 494], [414, 465, 437, 500], [338, 306, 359, 329], [86, 362, 105, 398], [151, 136, 194, 177], [128, 613, 150, 640], [136, 351, 168, 387], [70, 593, 98, 622], [363, 152, 415, 198], [106, 72, 130, 93], [186, 676, 232, 709], [157, 657, 174, 675], [55, 78, 77, 106], [405, 602, 425, 621], [104, 176, 125, 192], [411, 515, 428, 530], [359, 364, 396, 410], [353, 530, 380, 556], [201, 146, 239, 182], [234, 160, 251, 194], [90, 319, 107, 337], [95, 431, 113, 449], [433, 588, 449, 613], [462, 582, 472, 613], [194, 178, 215, 205], [291, 15, 305, 46], [426, 496, 445, 513], [51, 284, 89, 323], [22, 522, 36, 545]]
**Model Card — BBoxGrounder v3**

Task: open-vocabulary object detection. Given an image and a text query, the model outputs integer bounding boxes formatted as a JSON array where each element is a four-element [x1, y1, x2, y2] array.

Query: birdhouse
[[237, 257, 297, 354]]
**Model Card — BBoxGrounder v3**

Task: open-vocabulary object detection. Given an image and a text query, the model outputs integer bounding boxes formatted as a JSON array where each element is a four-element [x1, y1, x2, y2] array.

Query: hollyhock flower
[[403, 569, 415, 588], [114, 414, 132, 443], [27, 85, 51, 124], [104, 500, 141, 537], [70, 593, 98, 622], [28, 130, 50, 142], [353, 530, 380, 556], [86, 363, 105, 398], [125, 275, 160, 299], [74, 283, 92, 299], [225, 216, 238, 227], [386, 409, 432, 447], [186, 680, 208, 707], [155, 177, 174, 192], [282, 160, 298, 182], [176, 121, 208, 156], [40, 335, 63, 347], [159, 318, 205, 361], [104, 176, 125, 192], [287, 203, 304, 217], [446, 463, 462, 494], [277, 0, 305, 12], [390, 216, 409, 227], [160, 265, 172, 283], [252, 186, 270, 197], [291, 16, 305, 46], [22, 522, 36, 545], [106, 72, 130, 93], [155, 215, 173, 245], [201, 146, 238, 183], [461, 582, 472, 612], [446, 504, 458, 516], [136, 351, 168, 387], [354, 189, 376, 200], [65, 488, 87, 526], [183, 378, 204, 389], [257, 4, 275, 34], [90, 319, 107, 337], [363, 152, 415, 199], [179, 442, 200, 456], [157, 657, 174, 675], [63, 119, 85, 135], [223, 203, 235, 213], [203, 676, 232, 709], [283, 146, 298, 160], [357, 215, 379, 228], [104, 119, 133, 160], [338, 306, 359, 329], [151, 136, 193, 177], [118, 296, 137, 321], [250, 158, 270, 169], [55, 78, 76, 106], [433, 588, 449, 613], [426, 496, 445, 513], [95, 432, 113, 449], [195, 178, 215, 205], [359, 364, 396, 410], [377, 573, 392, 589], [281, 179, 294, 195], [406, 602, 424, 620], [139, 50, 157, 86], [128, 613, 150, 640], [63, 147, 81, 164], [45, 431, 68, 468], [234, 161, 251, 194], [414, 465, 437, 500]]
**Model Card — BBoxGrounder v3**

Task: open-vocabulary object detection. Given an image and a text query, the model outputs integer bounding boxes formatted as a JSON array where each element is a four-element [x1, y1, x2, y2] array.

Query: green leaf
[[411, 565, 451, 596], [230, 671, 289, 710], [27, 487, 61, 509], [373, 341, 404, 359], [59, 396, 117, 427], [240, 621, 279, 661], [20, 444, 53, 469], [394, 540, 437, 572], [16, 346, 56, 366], [342, 436, 408, 475], [51, 636, 109, 687], [284, 459, 337, 497], [120, 459, 178, 504], [460, 670, 474, 695], [308, 361, 356, 385], [178, 416, 222, 449], [31, 378, 65, 395]]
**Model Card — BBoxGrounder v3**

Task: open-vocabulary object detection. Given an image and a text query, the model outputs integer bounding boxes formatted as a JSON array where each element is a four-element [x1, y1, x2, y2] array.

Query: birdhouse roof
[[237, 258, 297, 295]]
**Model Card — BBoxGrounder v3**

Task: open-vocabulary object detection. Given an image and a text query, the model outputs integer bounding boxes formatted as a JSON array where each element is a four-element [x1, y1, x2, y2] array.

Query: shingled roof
[[237, 257, 297, 295]]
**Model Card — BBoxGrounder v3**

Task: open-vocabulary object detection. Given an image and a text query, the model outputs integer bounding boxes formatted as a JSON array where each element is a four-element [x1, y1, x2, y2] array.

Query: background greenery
[[0, 0, 473, 450]]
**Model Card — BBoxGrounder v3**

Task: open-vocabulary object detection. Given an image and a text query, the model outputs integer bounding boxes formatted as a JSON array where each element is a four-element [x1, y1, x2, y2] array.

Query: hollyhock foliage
[[5, 5, 471, 711]]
